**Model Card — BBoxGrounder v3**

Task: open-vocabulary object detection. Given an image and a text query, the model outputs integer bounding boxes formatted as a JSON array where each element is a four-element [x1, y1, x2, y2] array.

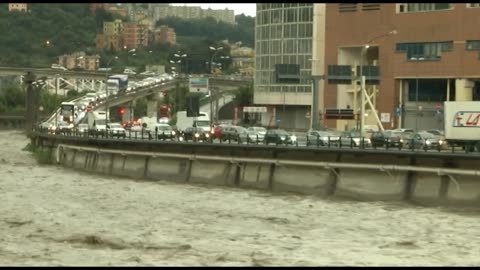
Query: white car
[[123, 69, 137, 75], [51, 64, 68, 71], [140, 71, 155, 76]]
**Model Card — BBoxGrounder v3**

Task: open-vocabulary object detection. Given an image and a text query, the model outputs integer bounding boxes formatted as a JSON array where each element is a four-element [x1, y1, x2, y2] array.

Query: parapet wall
[[45, 142, 480, 208]]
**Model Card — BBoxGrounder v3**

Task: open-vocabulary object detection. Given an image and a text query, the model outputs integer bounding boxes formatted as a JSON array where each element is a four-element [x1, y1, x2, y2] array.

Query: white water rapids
[[0, 130, 479, 266]]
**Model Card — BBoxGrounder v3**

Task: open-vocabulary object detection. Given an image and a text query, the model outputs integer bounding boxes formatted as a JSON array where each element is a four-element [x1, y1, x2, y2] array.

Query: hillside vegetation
[[0, 3, 254, 71]]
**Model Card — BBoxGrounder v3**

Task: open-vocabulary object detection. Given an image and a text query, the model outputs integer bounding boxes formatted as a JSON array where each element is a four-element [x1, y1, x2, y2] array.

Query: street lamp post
[[208, 46, 223, 122], [359, 30, 397, 135], [173, 52, 187, 74], [104, 56, 119, 137]]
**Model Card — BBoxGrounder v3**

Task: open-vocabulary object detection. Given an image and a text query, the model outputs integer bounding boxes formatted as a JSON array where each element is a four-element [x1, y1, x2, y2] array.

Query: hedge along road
[[1, 130, 479, 266]]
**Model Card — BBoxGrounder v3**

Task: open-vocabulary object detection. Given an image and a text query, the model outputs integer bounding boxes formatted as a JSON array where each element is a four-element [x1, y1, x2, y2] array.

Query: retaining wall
[[48, 144, 480, 207]]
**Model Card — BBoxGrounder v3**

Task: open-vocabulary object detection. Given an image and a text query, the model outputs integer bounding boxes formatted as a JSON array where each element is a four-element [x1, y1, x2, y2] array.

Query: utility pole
[[24, 71, 36, 134], [311, 75, 323, 130]]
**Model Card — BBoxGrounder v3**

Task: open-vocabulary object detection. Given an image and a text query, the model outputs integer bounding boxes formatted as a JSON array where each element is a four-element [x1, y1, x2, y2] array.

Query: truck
[[175, 111, 210, 133], [85, 111, 109, 135], [107, 74, 129, 95], [444, 101, 480, 152]]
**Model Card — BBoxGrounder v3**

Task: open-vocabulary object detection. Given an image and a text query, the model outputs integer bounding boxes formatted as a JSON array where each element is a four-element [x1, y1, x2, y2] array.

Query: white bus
[[60, 101, 76, 124], [176, 111, 210, 133]]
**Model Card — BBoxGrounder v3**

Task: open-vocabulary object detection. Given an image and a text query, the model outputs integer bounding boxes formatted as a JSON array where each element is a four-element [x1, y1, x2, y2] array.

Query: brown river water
[[1, 130, 479, 266]]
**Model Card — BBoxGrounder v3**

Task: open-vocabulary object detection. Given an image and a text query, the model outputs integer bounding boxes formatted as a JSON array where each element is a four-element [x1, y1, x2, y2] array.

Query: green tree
[[232, 84, 253, 106]]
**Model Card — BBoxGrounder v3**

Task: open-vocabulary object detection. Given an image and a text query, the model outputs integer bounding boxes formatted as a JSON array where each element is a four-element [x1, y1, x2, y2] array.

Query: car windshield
[[157, 125, 172, 130], [276, 130, 289, 135], [109, 123, 122, 128], [253, 127, 266, 133], [420, 132, 436, 139], [195, 121, 209, 127]]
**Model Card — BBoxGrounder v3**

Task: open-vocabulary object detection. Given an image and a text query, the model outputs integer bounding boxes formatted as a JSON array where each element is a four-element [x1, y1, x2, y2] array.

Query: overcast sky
[[171, 3, 256, 17]]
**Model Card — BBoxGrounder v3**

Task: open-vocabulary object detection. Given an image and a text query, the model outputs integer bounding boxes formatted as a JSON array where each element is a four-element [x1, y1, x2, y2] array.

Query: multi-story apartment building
[[254, 3, 315, 129], [96, 33, 122, 51], [149, 4, 235, 25], [8, 3, 27, 12], [318, 3, 480, 131], [201, 8, 235, 24], [122, 22, 139, 50], [89, 3, 106, 14], [103, 19, 123, 35], [58, 52, 99, 71], [231, 46, 255, 76], [154, 26, 176, 45]]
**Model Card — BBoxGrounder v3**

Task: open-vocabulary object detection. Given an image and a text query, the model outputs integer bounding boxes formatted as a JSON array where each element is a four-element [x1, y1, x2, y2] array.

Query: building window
[[466, 40, 480, 50], [396, 41, 453, 60], [397, 3, 452, 13], [467, 3, 480, 8], [362, 3, 380, 11], [327, 65, 353, 85], [338, 3, 357, 12], [275, 64, 300, 84]]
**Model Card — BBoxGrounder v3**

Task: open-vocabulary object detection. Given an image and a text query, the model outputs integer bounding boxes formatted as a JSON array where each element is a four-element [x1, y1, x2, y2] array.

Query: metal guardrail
[[32, 126, 480, 155]]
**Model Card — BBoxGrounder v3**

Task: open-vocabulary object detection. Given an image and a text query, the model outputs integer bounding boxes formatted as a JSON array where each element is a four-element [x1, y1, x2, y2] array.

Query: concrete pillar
[[122, 107, 133, 123], [455, 79, 474, 101], [147, 100, 158, 118]]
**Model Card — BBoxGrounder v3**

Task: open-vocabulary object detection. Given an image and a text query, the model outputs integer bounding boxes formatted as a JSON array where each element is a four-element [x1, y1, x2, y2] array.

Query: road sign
[[381, 113, 390, 123], [189, 77, 209, 93], [395, 107, 401, 116]]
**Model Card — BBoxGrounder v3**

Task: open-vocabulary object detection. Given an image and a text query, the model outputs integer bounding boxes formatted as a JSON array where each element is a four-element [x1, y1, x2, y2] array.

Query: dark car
[[371, 131, 404, 148], [221, 126, 249, 143], [264, 129, 295, 145], [407, 131, 445, 150], [181, 127, 211, 142]]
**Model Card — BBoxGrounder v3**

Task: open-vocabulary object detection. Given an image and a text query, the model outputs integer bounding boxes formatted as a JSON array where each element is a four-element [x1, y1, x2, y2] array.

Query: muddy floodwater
[[1, 130, 480, 266]]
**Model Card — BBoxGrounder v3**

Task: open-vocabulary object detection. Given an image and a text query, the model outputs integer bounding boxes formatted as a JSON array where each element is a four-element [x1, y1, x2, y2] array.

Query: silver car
[[247, 126, 267, 143], [306, 130, 340, 146]]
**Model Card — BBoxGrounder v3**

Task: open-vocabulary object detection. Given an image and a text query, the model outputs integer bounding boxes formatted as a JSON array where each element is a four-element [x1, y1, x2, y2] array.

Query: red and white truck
[[444, 101, 480, 152]]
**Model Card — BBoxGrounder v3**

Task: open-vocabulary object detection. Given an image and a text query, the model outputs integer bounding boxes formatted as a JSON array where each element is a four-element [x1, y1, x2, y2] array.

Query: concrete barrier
[[60, 148, 75, 167], [335, 154, 410, 201], [122, 155, 147, 179], [238, 163, 271, 190], [72, 150, 87, 170], [411, 157, 447, 205], [189, 160, 230, 186], [336, 169, 408, 201], [146, 157, 189, 183], [272, 165, 333, 195], [111, 155, 126, 177], [95, 153, 112, 175], [42, 142, 480, 208]]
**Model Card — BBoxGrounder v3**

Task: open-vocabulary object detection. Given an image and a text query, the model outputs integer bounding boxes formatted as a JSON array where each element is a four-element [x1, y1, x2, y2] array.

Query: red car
[[210, 124, 224, 140]]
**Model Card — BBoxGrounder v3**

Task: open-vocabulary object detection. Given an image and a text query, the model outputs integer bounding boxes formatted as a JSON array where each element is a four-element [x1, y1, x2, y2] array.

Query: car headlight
[[280, 137, 285, 140], [172, 131, 176, 135], [439, 140, 443, 145], [52, 126, 56, 130], [205, 133, 210, 138], [179, 136, 184, 142], [400, 139, 404, 143], [69, 124, 74, 128], [426, 141, 431, 145], [291, 135, 297, 141], [194, 133, 200, 138]]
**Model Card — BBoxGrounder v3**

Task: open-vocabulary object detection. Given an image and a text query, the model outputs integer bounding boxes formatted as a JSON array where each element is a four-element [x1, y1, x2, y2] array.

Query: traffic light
[[119, 107, 126, 115]]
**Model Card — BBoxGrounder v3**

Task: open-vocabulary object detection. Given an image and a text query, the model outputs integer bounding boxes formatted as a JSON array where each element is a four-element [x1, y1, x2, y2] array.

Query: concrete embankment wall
[[46, 143, 480, 207]]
